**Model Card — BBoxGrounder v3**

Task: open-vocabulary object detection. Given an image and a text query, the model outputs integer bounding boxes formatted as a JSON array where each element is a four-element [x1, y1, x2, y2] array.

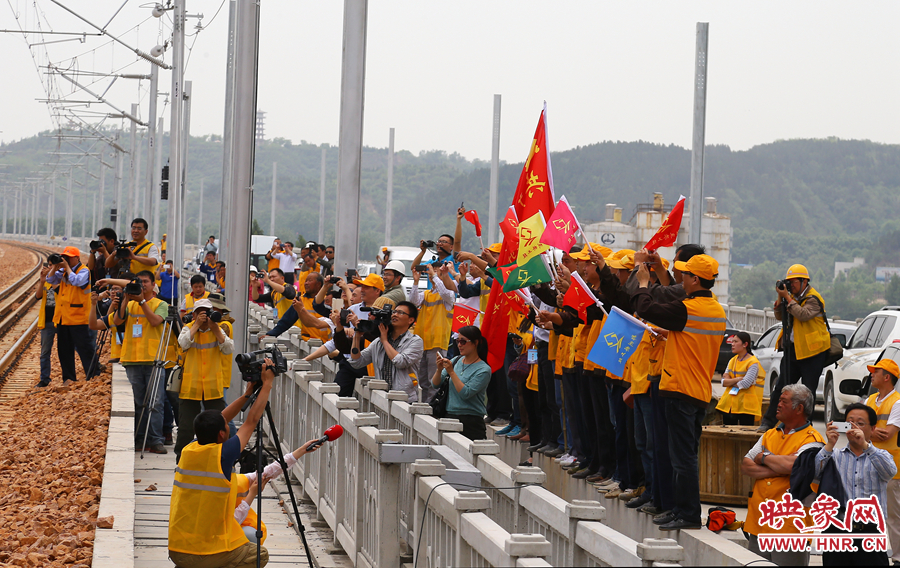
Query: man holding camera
[[168, 360, 277, 568], [409, 263, 455, 403], [344, 300, 424, 402], [46, 246, 98, 384], [88, 227, 118, 281], [113, 270, 173, 454], [266, 241, 298, 286], [34, 263, 59, 387], [105, 218, 160, 276], [174, 298, 234, 462], [758, 264, 830, 432]]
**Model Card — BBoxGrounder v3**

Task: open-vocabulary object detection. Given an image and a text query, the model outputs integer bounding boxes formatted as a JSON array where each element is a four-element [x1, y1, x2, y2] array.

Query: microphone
[[307, 425, 344, 451]]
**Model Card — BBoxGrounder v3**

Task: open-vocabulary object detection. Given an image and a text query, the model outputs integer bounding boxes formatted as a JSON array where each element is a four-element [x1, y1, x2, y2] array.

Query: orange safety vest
[[53, 265, 91, 326], [628, 329, 653, 396], [716, 354, 766, 418], [867, 391, 900, 480], [299, 296, 330, 342], [660, 294, 726, 405]]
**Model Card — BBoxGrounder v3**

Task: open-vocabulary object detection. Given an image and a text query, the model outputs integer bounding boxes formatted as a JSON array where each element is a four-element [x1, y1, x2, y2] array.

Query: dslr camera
[[775, 279, 791, 291], [47, 253, 64, 265], [182, 310, 222, 325], [115, 239, 136, 260], [356, 305, 393, 339], [422, 240, 436, 249], [235, 346, 288, 383], [89, 240, 104, 252], [123, 278, 143, 296]]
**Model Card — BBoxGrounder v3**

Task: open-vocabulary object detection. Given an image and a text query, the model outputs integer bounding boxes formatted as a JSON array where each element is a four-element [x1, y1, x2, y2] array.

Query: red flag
[[499, 206, 519, 247], [451, 304, 480, 333], [563, 271, 600, 323], [512, 105, 555, 222], [540, 195, 581, 251], [644, 195, 686, 251], [464, 210, 483, 237], [506, 290, 529, 315]]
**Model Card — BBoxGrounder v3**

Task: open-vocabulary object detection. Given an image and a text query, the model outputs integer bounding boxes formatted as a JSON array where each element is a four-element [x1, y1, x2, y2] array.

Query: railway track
[[0, 241, 60, 428]]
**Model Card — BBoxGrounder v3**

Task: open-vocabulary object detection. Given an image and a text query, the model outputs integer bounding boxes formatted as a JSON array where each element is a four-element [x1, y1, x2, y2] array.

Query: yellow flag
[[516, 212, 550, 266]]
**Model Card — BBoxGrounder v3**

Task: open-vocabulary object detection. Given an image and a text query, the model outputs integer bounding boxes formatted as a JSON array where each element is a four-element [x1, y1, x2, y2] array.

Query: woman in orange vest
[[47, 246, 99, 383], [716, 331, 766, 426]]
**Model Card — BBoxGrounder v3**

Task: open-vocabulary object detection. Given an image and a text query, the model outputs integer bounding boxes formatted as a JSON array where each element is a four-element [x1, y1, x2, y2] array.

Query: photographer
[[180, 274, 210, 318], [252, 268, 296, 319], [344, 300, 424, 402], [34, 264, 59, 388], [174, 299, 234, 461], [46, 246, 98, 384], [105, 218, 160, 276], [89, 282, 125, 364], [167, 360, 277, 567], [265, 241, 298, 286], [409, 264, 455, 403], [198, 251, 218, 283], [112, 270, 173, 454], [155, 260, 180, 305], [758, 264, 830, 432], [204, 235, 218, 257], [294, 272, 329, 341], [88, 227, 118, 281]]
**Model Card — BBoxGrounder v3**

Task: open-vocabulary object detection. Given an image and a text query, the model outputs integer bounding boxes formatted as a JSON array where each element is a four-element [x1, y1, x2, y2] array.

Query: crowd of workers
[[32, 207, 900, 567]]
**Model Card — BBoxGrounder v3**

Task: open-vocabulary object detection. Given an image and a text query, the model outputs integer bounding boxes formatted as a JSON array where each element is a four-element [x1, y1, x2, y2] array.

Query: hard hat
[[384, 260, 406, 276], [785, 264, 810, 280]]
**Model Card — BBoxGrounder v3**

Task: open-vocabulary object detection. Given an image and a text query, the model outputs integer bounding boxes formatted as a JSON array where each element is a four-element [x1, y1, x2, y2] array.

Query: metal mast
[[488, 94, 501, 245], [152, 118, 164, 242], [269, 161, 276, 235], [318, 148, 326, 243], [384, 128, 394, 246], [168, 0, 186, 298], [219, 0, 238, 251], [688, 23, 709, 243], [145, 64, 159, 219]]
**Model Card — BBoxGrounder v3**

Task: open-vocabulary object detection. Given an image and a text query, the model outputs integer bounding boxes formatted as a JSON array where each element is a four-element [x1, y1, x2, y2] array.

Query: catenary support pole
[[384, 127, 394, 246], [145, 64, 158, 219], [168, 0, 185, 297], [81, 165, 89, 238], [198, 178, 204, 245], [49, 173, 56, 238], [114, 131, 124, 233], [219, 0, 237, 256], [181, 81, 193, 246], [65, 174, 73, 240], [488, 94, 501, 245], [269, 161, 276, 235], [334, 0, 368, 278], [688, 22, 709, 244], [152, 118, 164, 242], [128, 104, 138, 225], [318, 147, 326, 244]]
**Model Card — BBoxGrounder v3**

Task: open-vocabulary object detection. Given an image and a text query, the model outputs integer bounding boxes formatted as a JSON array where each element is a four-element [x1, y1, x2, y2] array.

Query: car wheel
[[766, 371, 777, 397], [824, 376, 842, 423]]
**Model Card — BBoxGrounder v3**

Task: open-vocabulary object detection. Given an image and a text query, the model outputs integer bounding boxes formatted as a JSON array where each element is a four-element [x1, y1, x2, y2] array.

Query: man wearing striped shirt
[[817, 403, 896, 566]]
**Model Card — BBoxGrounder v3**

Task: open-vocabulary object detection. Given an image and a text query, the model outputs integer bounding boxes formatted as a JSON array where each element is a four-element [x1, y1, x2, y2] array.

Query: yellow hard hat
[[785, 264, 810, 280]]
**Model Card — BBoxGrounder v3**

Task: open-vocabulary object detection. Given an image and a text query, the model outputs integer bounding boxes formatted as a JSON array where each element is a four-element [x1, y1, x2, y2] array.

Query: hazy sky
[[2, 1, 899, 163]]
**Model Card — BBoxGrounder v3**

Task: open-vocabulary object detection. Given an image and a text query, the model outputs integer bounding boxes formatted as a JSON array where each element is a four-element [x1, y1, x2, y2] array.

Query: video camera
[[123, 278, 143, 296], [356, 305, 393, 339], [235, 346, 288, 383], [115, 239, 137, 260]]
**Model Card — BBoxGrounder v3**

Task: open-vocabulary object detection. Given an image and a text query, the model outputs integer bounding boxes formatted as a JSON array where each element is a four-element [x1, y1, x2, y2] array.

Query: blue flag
[[587, 306, 649, 377]]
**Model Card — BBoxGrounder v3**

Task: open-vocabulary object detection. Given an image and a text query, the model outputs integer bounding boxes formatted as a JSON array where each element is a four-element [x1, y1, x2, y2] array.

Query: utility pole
[[269, 161, 276, 235], [2, 192, 6, 235], [334, 0, 368, 277], [224, 0, 260, 365], [198, 178, 204, 244], [688, 22, 709, 244], [219, 0, 238, 256], [48, 173, 56, 238], [114, 130, 124, 233], [168, 0, 186, 299], [384, 128, 394, 246], [181, 81, 193, 243], [145, 64, 159, 219], [65, 174, 73, 240], [128, 104, 138, 225], [81, 165, 89, 238], [318, 148, 326, 243], [152, 118, 164, 242], [97, 163, 104, 234], [488, 94, 501, 245]]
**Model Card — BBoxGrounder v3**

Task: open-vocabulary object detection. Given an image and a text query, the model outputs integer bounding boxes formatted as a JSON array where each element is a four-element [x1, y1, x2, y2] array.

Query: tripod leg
[[264, 403, 315, 567], [87, 328, 108, 379]]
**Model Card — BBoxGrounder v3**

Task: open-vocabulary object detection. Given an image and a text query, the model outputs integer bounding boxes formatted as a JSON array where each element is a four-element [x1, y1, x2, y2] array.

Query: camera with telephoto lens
[[182, 310, 222, 324], [89, 240, 104, 251], [115, 239, 136, 260], [235, 346, 287, 383], [776, 279, 791, 291], [123, 278, 143, 296], [356, 305, 394, 339], [47, 253, 64, 265]]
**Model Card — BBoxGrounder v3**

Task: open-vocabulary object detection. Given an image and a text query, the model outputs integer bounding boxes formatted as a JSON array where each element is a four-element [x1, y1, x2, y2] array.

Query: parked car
[[832, 341, 900, 407], [823, 307, 900, 422], [753, 321, 858, 403], [716, 319, 740, 374]]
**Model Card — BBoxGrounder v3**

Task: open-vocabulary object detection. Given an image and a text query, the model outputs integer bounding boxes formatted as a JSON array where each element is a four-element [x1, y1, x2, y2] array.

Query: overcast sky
[[2, 1, 899, 163]]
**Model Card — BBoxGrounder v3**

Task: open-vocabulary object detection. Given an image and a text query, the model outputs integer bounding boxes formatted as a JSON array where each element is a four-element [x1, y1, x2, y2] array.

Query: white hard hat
[[384, 260, 406, 276], [249, 265, 258, 273]]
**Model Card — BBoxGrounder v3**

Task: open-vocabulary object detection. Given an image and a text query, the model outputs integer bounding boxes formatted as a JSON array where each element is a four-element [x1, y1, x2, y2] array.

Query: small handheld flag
[[540, 195, 581, 251], [644, 195, 686, 252], [464, 210, 483, 237], [586, 306, 651, 377], [451, 304, 480, 333]]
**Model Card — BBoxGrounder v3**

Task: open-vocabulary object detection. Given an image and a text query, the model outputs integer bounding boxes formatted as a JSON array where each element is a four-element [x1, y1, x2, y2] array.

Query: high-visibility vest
[[234, 474, 268, 544], [414, 290, 452, 351], [583, 318, 605, 373], [185, 291, 210, 312], [660, 293, 726, 405], [169, 441, 248, 554], [37, 282, 53, 330], [129, 240, 155, 276], [573, 322, 589, 365], [716, 355, 766, 417], [120, 298, 166, 364], [478, 279, 492, 313], [272, 291, 296, 326], [181, 327, 225, 400], [628, 329, 653, 395], [744, 424, 824, 535], [110, 321, 122, 359], [219, 321, 234, 389], [53, 265, 91, 326], [788, 288, 831, 360], [867, 391, 900, 479], [556, 333, 574, 374], [647, 332, 666, 377], [267, 256, 279, 272], [299, 296, 330, 342]]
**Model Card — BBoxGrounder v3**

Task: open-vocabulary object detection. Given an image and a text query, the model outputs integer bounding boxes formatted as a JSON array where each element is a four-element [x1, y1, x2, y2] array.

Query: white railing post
[[636, 537, 685, 567], [511, 466, 546, 534], [565, 500, 607, 566], [410, 458, 447, 556]]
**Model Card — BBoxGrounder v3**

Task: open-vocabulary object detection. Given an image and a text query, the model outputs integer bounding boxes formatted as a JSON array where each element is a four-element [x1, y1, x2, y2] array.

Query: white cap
[[384, 260, 406, 276], [249, 265, 258, 273], [191, 299, 213, 311]]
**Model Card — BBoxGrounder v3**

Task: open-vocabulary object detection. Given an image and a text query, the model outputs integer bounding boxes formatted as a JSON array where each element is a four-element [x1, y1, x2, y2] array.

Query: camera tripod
[[241, 380, 314, 567], [137, 307, 181, 456]]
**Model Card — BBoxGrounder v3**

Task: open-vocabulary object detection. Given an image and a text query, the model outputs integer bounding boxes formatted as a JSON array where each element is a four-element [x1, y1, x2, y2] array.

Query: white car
[[754, 321, 857, 403], [830, 342, 900, 408], [823, 307, 900, 422]]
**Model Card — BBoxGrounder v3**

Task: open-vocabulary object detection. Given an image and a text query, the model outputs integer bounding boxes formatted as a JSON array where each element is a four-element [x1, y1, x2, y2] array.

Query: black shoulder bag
[[429, 356, 460, 419]]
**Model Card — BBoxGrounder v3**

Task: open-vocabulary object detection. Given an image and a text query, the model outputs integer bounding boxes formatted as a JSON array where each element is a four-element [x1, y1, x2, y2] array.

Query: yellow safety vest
[[647, 332, 666, 378], [790, 288, 831, 360], [583, 318, 605, 373], [744, 424, 824, 535], [479, 279, 492, 313], [181, 327, 225, 400], [628, 329, 653, 396], [220, 321, 234, 389], [184, 291, 210, 312], [37, 282, 53, 330], [234, 474, 268, 544], [129, 240, 156, 276], [867, 391, 900, 480], [272, 291, 296, 326], [660, 293, 726, 405], [716, 354, 766, 418], [573, 322, 589, 365], [414, 290, 452, 351], [120, 298, 166, 364], [53, 265, 91, 326], [556, 332, 574, 374], [299, 296, 330, 342], [109, 321, 122, 360], [169, 441, 248, 554]]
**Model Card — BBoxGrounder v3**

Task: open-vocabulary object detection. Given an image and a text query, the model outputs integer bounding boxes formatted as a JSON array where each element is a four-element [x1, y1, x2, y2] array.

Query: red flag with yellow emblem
[[512, 105, 556, 222], [644, 195, 686, 252], [451, 304, 481, 333]]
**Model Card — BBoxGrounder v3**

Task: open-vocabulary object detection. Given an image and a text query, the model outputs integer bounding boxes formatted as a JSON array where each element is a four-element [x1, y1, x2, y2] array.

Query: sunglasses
[[456, 338, 470, 346]]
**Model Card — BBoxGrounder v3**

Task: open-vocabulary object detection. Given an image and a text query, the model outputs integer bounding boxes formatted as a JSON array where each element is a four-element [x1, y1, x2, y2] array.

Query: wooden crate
[[699, 425, 760, 506]]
